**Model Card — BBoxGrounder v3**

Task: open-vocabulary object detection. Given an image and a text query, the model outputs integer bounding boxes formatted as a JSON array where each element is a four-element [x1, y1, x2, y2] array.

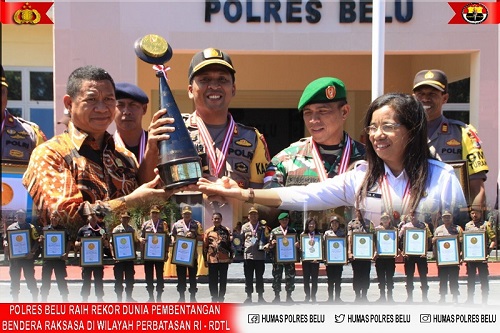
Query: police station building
[[2, 0, 498, 218]]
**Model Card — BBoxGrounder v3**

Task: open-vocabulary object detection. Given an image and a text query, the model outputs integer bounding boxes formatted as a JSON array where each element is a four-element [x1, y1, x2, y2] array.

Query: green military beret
[[298, 77, 347, 110]]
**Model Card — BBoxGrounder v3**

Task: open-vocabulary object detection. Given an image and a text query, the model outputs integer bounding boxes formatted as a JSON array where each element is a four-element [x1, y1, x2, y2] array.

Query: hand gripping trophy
[[135, 34, 202, 189]]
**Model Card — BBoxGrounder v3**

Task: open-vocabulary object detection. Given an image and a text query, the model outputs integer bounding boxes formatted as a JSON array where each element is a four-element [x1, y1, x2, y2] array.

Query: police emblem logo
[[235, 139, 252, 147], [9, 149, 24, 158], [14, 2, 42, 25], [462, 3, 488, 24], [424, 71, 435, 79], [325, 86, 336, 100], [446, 138, 461, 146], [204, 48, 223, 59]]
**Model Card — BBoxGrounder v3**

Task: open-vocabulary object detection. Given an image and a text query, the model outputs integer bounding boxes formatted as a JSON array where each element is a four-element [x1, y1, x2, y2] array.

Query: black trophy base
[[158, 157, 202, 190]]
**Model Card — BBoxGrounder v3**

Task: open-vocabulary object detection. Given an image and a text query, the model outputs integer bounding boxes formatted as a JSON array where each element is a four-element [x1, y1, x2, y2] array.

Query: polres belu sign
[[205, 0, 413, 24]]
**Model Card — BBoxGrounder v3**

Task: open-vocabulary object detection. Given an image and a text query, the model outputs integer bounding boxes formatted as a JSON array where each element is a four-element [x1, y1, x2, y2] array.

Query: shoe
[[126, 296, 138, 302], [452, 295, 459, 304], [439, 295, 446, 303], [97, 297, 104, 302], [190, 294, 197, 303], [244, 295, 252, 304], [286, 293, 294, 303], [304, 295, 310, 302], [82, 296, 88, 302], [157, 293, 163, 303], [41, 296, 48, 303], [62, 295, 69, 303], [178, 293, 185, 303], [117, 295, 123, 302], [465, 296, 474, 304], [257, 294, 266, 303], [311, 296, 317, 303], [272, 294, 281, 303]]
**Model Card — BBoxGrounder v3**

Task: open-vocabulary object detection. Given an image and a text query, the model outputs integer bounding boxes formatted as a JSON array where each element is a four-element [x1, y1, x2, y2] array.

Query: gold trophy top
[[139, 34, 169, 58]]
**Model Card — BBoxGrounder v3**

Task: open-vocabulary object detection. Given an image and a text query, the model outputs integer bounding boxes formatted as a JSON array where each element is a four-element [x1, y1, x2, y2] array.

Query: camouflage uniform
[[269, 225, 298, 294], [264, 134, 365, 232], [241, 220, 270, 296]]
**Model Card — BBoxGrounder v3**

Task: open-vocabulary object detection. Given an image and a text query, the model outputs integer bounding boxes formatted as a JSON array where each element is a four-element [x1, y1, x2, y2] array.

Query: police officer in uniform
[[1, 65, 46, 163], [413, 69, 488, 212], [464, 207, 497, 304], [111, 211, 139, 302], [432, 210, 463, 303], [3, 209, 40, 302], [241, 206, 270, 303], [323, 215, 346, 302], [348, 209, 375, 302], [374, 212, 397, 303], [171, 205, 203, 302]]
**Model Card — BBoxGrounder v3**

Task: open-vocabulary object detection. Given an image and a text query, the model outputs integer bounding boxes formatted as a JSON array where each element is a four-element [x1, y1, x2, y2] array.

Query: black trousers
[[351, 259, 371, 293], [81, 266, 104, 298], [466, 262, 489, 295], [243, 259, 265, 294], [437, 265, 460, 296], [208, 263, 229, 299], [9, 259, 38, 298], [41, 259, 69, 297], [144, 260, 165, 294], [404, 256, 429, 292], [176, 260, 198, 294], [114, 260, 135, 295], [302, 261, 319, 297], [326, 264, 343, 295], [375, 257, 396, 290]]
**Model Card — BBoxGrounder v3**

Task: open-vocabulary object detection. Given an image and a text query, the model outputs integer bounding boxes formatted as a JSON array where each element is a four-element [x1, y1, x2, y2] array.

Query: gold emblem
[[203, 48, 223, 59], [309, 247, 315, 253], [333, 242, 340, 249], [412, 233, 420, 240], [2, 183, 14, 206], [233, 238, 241, 246], [152, 235, 158, 244], [446, 138, 461, 146], [181, 242, 188, 249], [424, 71, 435, 79], [235, 139, 252, 147], [470, 237, 477, 245], [325, 86, 336, 100], [88, 243, 95, 250], [51, 236, 58, 243], [443, 242, 450, 249], [15, 235, 23, 242], [139, 34, 169, 58], [383, 234, 390, 241], [14, 3, 41, 25], [282, 238, 289, 246], [120, 238, 127, 245], [309, 239, 315, 246], [359, 238, 366, 244]]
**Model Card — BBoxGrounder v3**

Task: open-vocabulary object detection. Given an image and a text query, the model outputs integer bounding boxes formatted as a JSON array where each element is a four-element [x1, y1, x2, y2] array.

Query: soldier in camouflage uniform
[[348, 209, 375, 302], [267, 212, 299, 303], [264, 77, 365, 233], [464, 207, 497, 304]]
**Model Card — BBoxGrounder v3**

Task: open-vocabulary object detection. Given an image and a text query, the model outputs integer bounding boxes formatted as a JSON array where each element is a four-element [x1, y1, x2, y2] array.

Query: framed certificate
[[43, 230, 65, 259], [324, 236, 347, 265], [80, 237, 103, 266], [352, 232, 374, 260], [446, 160, 470, 205], [144, 232, 167, 261], [112, 232, 136, 261], [300, 234, 323, 261], [171, 236, 196, 267], [7, 229, 31, 259], [275, 234, 297, 263], [435, 235, 460, 266], [403, 228, 427, 256], [376, 229, 397, 257], [463, 231, 486, 262]]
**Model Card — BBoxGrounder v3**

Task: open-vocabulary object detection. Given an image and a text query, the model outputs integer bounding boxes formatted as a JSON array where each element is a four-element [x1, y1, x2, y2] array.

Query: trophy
[[134, 34, 202, 189]]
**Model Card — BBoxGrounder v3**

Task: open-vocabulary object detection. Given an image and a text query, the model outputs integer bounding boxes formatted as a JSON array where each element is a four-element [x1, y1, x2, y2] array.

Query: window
[[444, 78, 470, 124], [4, 67, 54, 138]]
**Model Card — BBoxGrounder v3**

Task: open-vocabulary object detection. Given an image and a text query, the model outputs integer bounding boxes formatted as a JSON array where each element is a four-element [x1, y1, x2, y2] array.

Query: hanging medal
[[380, 175, 411, 220]]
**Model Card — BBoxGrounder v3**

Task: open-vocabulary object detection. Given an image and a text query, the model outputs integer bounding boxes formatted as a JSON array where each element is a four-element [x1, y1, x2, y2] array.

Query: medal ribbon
[[152, 64, 171, 81], [195, 112, 235, 177], [152, 220, 160, 234], [280, 225, 288, 236], [380, 175, 411, 218], [114, 130, 146, 164], [311, 132, 352, 181], [251, 222, 259, 236]]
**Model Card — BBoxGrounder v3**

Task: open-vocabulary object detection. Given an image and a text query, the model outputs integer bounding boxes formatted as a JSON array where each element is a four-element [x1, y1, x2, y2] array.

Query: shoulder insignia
[[441, 123, 448, 133], [446, 138, 461, 146], [235, 138, 252, 147]]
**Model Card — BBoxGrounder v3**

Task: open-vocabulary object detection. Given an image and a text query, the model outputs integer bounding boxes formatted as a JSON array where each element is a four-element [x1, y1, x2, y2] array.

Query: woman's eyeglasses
[[364, 123, 401, 135]]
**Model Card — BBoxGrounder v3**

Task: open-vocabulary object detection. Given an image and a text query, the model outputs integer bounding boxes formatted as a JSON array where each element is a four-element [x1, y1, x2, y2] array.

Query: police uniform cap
[[115, 82, 149, 104], [413, 69, 448, 93], [278, 212, 289, 220], [248, 206, 258, 214], [442, 210, 452, 217], [188, 48, 235, 82], [15, 209, 26, 215], [181, 206, 192, 214], [1, 65, 8, 88], [150, 205, 161, 213], [121, 211, 132, 218], [298, 77, 347, 111], [381, 212, 391, 219]]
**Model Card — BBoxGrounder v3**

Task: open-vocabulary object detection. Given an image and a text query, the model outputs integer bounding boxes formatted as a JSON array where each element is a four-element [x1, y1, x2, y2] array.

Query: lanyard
[[114, 130, 146, 164], [311, 132, 352, 181]]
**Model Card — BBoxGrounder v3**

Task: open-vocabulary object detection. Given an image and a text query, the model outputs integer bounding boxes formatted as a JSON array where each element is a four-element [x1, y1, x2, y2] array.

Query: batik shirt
[[203, 225, 233, 264], [22, 122, 138, 235]]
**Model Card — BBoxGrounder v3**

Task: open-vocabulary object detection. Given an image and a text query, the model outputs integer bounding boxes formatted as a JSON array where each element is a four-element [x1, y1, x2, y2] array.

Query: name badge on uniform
[[367, 192, 382, 199], [251, 236, 257, 245]]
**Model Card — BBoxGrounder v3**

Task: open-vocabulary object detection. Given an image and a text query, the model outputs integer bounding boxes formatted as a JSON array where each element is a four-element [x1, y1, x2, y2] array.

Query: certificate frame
[[7, 229, 31, 259], [144, 232, 167, 261], [462, 231, 486, 262], [275, 234, 297, 263], [2, 163, 35, 218], [300, 234, 323, 261], [171, 236, 196, 267], [324, 236, 347, 265], [112, 232, 136, 261], [446, 160, 470, 205], [351, 232, 374, 260], [376, 229, 398, 257], [43, 230, 65, 259], [80, 237, 103, 266], [403, 228, 428, 256], [435, 235, 460, 266]]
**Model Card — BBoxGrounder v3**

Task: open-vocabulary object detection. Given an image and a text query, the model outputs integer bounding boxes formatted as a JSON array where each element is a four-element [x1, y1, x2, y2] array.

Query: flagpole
[[372, 0, 386, 101]]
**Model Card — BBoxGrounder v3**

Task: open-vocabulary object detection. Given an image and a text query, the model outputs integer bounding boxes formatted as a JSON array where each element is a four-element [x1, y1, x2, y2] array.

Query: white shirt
[[274, 159, 467, 220]]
